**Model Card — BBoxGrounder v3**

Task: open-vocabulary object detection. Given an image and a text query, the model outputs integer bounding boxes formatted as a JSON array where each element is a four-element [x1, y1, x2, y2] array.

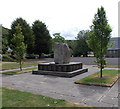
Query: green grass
[[1, 61, 39, 70], [1, 87, 92, 108], [2, 67, 37, 75], [106, 65, 120, 68], [3, 71, 17, 75], [93, 65, 120, 68], [75, 70, 120, 86]]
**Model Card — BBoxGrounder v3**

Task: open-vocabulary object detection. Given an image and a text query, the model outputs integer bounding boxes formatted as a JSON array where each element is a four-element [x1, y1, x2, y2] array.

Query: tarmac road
[[1, 65, 119, 107]]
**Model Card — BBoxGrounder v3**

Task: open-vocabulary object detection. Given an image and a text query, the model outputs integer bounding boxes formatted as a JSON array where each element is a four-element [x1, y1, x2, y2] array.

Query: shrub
[[2, 54, 15, 62], [26, 54, 39, 59]]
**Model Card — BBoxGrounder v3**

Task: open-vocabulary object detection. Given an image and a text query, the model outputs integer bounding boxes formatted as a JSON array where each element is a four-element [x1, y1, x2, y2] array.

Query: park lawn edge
[[75, 70, 120, 87], [75, 78, 118, 87], [93, 65, 120, 68], [1, 87, 92, 107], [2, 67, 37, 75], [1, 61, 39, 70], [106, 65, 120, 68]]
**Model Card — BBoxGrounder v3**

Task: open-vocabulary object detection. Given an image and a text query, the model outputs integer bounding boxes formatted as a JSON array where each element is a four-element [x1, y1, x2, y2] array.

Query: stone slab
[[32, 68, 88, 78]]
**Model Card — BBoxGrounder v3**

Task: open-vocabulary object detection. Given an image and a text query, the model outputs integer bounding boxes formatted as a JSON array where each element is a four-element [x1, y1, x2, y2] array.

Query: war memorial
[[32, 42, 88, 77]]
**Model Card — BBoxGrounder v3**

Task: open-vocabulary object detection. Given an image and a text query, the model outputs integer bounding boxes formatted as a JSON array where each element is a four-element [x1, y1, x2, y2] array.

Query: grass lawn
[[93, 65, 120, 68], [106, 65, 120, 68], [1, 61, 39, 70], [2, 67, 37, 75], [75, 70, 120, 87], [1, 87, 92, 108]]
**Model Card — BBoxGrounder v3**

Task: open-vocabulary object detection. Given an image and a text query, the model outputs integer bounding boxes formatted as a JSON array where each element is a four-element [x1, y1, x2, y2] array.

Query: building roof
[[108, 37, 120, 50]]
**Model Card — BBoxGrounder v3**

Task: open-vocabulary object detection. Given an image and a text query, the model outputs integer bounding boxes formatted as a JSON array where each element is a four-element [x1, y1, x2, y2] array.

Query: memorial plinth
[[38, 62, 82, 72], [32, 62, 88, 78]]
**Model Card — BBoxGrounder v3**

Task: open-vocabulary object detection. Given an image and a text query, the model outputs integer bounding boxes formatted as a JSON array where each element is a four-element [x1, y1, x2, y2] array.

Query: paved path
[[71, 57, 119, 65], [34, 57, 119, 65], [1, 65, 119, 108]]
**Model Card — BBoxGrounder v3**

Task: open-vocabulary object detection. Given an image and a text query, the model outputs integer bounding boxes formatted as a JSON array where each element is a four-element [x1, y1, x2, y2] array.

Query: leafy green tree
[[10, 24, 26, 71], [2, 38, 8, 54], [87, 6, 112, 78], [75, 30, 91, 57], [32, 20, 52, 57], [9, 17, 34, 54], [52, 33, 66, 56], [66, 40, 77, 56], [2, 27, 10, 54], [53, 33, 65, 43], [0, 25, 2, 54]]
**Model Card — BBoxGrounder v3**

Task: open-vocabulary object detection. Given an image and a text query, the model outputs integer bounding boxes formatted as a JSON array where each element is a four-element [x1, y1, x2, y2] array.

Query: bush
[[26, 54, 39, 59], [2, 54, 15, 62], [41, 53, 53, 58]]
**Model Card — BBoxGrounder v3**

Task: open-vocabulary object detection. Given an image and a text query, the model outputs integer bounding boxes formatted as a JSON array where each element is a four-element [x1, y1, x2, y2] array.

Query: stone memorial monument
[[32, 42, 88, 77], [54, 42, 71, 64]]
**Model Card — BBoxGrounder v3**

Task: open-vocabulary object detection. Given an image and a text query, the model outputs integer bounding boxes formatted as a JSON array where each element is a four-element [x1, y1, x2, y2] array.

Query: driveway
[[1, 65, 119, 107], [34, 57, 119, 65]]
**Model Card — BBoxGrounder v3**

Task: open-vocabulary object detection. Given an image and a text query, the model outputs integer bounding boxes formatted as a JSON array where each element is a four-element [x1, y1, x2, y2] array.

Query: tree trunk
[[100, 33, 103, 78], [100, 63, 102, 78], [20, 60, 22, 71]]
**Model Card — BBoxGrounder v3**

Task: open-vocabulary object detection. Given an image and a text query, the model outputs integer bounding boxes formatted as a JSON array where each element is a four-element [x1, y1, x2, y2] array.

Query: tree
[[66, 40, 76, 56], [52, 33, 66, 56], [2, 27, 10, 54], [53, 33, 65, 43], [32, 20, 52, 57], [75, 30, 91, 57], [0, 25, 2, 54], [10, 24, 26, 71], [9, 17, 34, 54], [87, 6, 112, 78]]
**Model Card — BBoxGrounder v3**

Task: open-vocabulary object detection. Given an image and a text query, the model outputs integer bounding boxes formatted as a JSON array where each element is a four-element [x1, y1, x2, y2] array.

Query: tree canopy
[[53, 33, 65, 43], [32, 20, 52, 57], [9, 17, 34, 54], [10, 24, 26, 70], [75, 30, 91, 57], [2, 27, 10, 54], [87, 6, 112, 78]]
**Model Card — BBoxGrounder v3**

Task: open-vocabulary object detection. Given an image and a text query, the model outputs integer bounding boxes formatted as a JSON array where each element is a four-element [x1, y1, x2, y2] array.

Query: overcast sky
[[1, 0, 119, 39]]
